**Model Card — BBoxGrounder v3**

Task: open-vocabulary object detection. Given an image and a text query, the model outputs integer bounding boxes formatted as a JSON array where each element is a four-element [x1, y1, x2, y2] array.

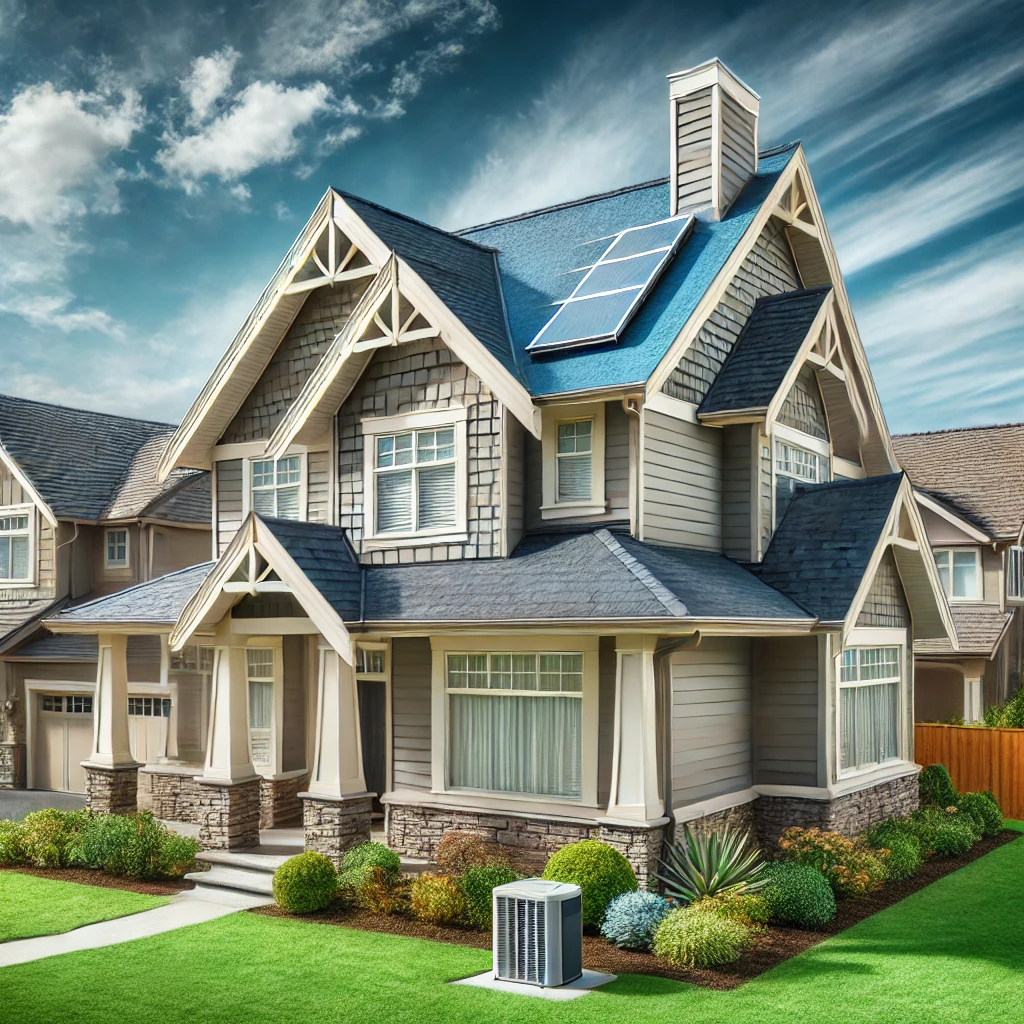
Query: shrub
[[761, 862, 836, 929], [957, 792, 1003, 838], [356, 867, 410, 915], [409, 871, 469, 926], [337, 841, 404, 907], [458, 864, 520, 930], [0, 819, 26, 866], [435, 831, 510, 875], [19, 808, 90, 868], [867, 827, 922, 881], [272, 852, 338, 914], [541, 840, 637, 929], [919, 764, 958, 808], [691, 891, 771, 929], [777, 827, 886, 897], [652, 906, 751, 968], [600, 890, 672, 951], [77, 813, 199, 880], [341, 841, 401, 880], [656, 826, 766, 904], [931, 818, 976, 857], [905, 806, 949, 853], [985, 688, 1024, 728]]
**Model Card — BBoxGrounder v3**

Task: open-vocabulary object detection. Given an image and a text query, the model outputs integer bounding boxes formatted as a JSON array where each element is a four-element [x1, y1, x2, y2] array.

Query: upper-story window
[[774, 435, 830, 527], [0, 508, 32, 583], [1008, 546, 1024, 602], [540, 404, 606, 519], [105, 529, 129, 568], [556, 420, 593, 502], [934, 548, 980, 601], [251, 455, 302, 520], [362, 408, 468, 544]]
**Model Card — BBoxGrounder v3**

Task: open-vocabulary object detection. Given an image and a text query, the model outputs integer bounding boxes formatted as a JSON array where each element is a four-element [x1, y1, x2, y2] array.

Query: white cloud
[[318, 124, 363, 155], [156, 80, 332, 187], [182, 47, 240, 123]]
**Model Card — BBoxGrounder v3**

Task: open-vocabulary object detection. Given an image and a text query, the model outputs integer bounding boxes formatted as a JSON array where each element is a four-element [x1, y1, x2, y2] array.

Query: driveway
[[0, 790, 85, 820]]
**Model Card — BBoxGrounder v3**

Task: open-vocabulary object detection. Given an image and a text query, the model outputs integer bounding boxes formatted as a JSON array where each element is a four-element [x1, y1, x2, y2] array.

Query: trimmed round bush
[[541, 840, 637, 928], [871, 829, 922, 881], [341, 841, 401, 879], [761, 862, 836, 929], [691, 891, 771, 928], [77, 812, 199, 880], [273, 851, 338, 914], [409, 871, 469, 926], [436, 831, 509, 875], [0, 819, 26, 866], [19, 808, 90, 868], [919, 764, 958, 808], [338, 841, 403, 904], [957, 792, 1003, 838], [600, 890, 672, 951], [652, 906, 751, 968], [457, 864, 520, 930], [931, 819, 976, 857]]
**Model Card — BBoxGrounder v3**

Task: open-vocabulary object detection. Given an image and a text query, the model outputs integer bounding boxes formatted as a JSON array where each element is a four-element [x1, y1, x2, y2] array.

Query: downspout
[[654, 632, 702, 825], [623, 396, 643, 538], [55, 522, 79, 599]]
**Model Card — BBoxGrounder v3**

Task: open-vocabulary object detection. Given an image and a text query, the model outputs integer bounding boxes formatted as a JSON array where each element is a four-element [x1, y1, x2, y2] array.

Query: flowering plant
[[777, 827, 887, 897]]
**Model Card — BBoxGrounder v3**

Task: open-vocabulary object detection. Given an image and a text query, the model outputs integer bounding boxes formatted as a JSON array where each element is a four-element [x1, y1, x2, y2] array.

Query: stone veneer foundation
[[196, 777, 261, 850], [0, 742, 25, 789], [301, 794, 373, 869], [137, 767, 203, 822], [84, 764, 140, 815], [260, 774, 308, 829]]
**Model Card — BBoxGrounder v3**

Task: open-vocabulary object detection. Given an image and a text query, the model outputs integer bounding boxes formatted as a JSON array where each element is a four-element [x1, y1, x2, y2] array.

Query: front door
[[35, 693, 93, 793], [357, 679, 386, 815]]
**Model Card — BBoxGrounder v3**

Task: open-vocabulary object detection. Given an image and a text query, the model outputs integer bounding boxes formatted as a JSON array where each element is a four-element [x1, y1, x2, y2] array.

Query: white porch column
[[964, 675, 983, 724], [308, 644, 366, 798], [203, 637, 257, 783]]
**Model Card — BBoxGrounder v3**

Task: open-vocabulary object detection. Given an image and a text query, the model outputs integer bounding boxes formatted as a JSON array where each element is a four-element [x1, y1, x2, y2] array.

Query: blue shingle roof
[[699, 286, 831, 415]]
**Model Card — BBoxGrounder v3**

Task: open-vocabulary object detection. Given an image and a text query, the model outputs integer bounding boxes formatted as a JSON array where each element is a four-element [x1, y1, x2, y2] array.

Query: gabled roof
[[699, 286, 832, 415], [0, 393, 208, 523], [758, 474, 905, 622], [916, 604, 1013, 658], [892, 423, 1024, 541], [0, 597, 63, 648], [3, 633, 98, 661], [458, 143, 800, 396]]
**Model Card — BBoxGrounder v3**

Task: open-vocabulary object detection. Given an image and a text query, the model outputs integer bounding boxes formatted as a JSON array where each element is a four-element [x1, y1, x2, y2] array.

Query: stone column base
[[83, 763, 141, 815], [0, 742, 26, 790], [597, 819, 670, 889], [260, 774, 308, 829], [137, 766, 204, 823], [300, 792, 373, 868], [196, 776, 261, 850]]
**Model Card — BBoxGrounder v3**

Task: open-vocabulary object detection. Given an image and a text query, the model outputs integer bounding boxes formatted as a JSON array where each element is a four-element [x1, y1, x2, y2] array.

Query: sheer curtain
[[840, 682, 898, 770]]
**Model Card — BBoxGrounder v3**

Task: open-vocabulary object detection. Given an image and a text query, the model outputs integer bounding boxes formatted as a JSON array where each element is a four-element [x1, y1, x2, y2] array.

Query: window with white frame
[[446, 651, 583, 798], [246, 648, 274, 769], [374, 426, 457, 534], [105, 529, 128, 568], [128, 697, 171, 717], [540, 404, 606, 517], [839, 647, 901, 773], [556, 420, 593, 502], [934, 548, 980, 600], [355, 646, 386, 676], [251, 455, 302, 520], [775, 440, 830, 526], [1009, 546, 1024, 601], [0, 510, 31, 582]]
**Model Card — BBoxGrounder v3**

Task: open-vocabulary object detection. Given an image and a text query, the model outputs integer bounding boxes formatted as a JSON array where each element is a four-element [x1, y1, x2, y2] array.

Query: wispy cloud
[[181, 46, 239, 124]]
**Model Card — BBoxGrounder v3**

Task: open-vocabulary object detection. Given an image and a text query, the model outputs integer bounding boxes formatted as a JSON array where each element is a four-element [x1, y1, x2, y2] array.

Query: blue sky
[[0, 0, 1021, 434]]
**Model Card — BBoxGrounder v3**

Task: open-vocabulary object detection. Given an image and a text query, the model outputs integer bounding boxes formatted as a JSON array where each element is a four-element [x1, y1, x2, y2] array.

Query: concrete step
[[186, 864, 276, 897], [196, 849, 289, 873]]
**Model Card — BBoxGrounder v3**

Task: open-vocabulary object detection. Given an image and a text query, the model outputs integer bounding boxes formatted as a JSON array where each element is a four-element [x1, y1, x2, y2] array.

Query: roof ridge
[[893, 422, 1024, 440], [0, 392, 178, 431], [594, 529, 689, 617]]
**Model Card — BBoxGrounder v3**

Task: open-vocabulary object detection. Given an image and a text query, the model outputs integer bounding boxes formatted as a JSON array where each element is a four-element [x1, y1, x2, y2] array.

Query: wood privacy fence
[[915, 723, 1024, 820]]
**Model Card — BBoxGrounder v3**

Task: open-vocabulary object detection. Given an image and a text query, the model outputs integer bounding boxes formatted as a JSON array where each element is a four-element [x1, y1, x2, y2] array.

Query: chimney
[[668, 59, 759, 220]]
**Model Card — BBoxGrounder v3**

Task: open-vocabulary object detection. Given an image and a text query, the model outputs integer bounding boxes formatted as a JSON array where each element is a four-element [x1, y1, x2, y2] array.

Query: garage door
[[35, 693, 93, 793], [128, 696, 170, 764]]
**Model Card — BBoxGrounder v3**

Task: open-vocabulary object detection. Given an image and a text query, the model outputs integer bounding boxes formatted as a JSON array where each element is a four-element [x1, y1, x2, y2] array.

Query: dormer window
[[105, 529, 129, 568], [556, 420, 593, 502], [541, 404, 606, 519], [251, 455, 302, 520], [0, 508, 31, 582], [934, 548, 980, 601]]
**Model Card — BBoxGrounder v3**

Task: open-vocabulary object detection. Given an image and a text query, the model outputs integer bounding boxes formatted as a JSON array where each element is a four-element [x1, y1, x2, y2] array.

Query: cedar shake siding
[[856, 549, 910, 629], [778, 365, 829, 440]]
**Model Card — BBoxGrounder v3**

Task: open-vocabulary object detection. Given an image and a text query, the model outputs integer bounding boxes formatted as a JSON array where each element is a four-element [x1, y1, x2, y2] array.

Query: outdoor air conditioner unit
[[492, 879, 583, 987]]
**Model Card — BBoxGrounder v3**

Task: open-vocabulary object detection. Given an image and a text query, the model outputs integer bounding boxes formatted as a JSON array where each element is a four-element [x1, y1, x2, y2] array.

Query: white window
[[0, 509, 31, 582], [839, 647, 901, 773], [775, 438, 830, 527], [446, 651, 583, 798], [355, 646, 386, 676], [1008, 546, 1024, 601], [128, 697, 171, 717], [105, 529, 129, 568], [251, 455, 302, 520], [540, 404, 606, 518], [362, 408, 468, 544], [556, 420, 593, 501], [246, 648, 274, 769], [934, 549, 980, 601]]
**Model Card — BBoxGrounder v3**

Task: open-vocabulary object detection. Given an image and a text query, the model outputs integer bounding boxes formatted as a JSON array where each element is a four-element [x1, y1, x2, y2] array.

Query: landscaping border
[[0, 866, 195, 897]]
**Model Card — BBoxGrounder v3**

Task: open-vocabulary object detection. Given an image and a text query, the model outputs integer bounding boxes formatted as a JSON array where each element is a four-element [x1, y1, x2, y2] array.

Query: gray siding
[[504, 411, 524, 555], [759, 432, 772, 557], [778, 366, 829, 440], [642, 410, 722, 550], [675, 86, 714, 210], [391, 636, 431, 791], [719, 90, 757, 209], [856, 549, 909, 629], [753, 636, 819, 786], [282, 635, 306, 772], [215, 459, 243, 556], [663, 219, 801, 404], [597, 636, 616, 809], [307, 449, 330, 524], [670, 638, 752, 807], [126, 635, 161, 683], [722, 424, 753, 561], [0, 463, 57, 606]]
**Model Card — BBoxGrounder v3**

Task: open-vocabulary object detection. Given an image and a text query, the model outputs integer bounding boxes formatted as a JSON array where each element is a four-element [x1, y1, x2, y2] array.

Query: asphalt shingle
[[916, 604, 1013, 657]]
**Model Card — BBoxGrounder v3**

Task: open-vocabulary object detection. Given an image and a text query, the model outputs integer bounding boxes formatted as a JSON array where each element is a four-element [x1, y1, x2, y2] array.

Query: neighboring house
[[0, 394, 211, 793], [892, 424, 1024, 723], [46, 59, 952, 881]]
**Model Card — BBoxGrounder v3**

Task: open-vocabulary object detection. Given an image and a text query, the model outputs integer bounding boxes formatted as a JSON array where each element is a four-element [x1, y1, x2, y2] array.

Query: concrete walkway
[[0, 790, 85, 820], [0, 888, 272, 969]]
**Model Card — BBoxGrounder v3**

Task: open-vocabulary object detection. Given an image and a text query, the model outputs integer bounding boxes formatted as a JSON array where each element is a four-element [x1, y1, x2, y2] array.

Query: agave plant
[[655, 825, 766, 902]]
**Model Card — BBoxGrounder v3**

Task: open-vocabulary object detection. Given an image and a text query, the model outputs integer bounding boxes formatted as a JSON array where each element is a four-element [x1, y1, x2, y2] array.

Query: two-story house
[[46, 59, 953, 882], [0, 395, 210, 794], [892, 424, 1024, 723]]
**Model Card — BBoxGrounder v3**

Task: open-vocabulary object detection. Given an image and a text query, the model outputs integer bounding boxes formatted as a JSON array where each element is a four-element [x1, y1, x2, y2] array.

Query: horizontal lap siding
[[722, 424, 753, 561], [719, 91, 757, 208], [391, 636, 432, 791], [671, 638, 752, 807], [642, 410, 722, 550], [215, 459, 243, 556], [675, 88, 713, 210], [753, 636, 819, 786]]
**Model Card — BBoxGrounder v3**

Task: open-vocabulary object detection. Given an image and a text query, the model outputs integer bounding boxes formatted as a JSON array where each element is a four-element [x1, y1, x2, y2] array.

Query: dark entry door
[[357, 679, 387, 814]]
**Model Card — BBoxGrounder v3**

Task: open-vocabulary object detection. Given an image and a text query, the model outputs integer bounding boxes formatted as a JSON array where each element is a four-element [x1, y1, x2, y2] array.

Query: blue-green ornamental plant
[[600, 890, 672, 951], [655, 825, 766, 903]]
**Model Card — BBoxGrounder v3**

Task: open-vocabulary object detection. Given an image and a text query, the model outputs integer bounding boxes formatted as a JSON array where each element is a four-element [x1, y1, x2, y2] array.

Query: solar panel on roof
[[527, 215, 693, 353]]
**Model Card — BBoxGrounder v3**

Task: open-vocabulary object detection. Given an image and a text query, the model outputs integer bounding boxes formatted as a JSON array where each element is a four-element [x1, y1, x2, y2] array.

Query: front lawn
[[1, 825, 1022, 1023], [0, 873, 170, 943]]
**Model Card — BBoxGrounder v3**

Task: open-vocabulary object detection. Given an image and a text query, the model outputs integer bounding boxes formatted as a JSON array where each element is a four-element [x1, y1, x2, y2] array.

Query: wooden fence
[[915, 723, 1024, 820]]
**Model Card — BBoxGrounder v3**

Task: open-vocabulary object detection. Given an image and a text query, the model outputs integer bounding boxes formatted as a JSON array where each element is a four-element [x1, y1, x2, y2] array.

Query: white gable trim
[[913, 489, 991, 544], [0, 442, 58, 527]]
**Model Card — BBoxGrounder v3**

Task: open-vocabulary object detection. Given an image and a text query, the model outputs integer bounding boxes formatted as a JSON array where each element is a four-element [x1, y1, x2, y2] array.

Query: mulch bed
[[252, 828, 1020, 990], [0, 865, 195, 897]]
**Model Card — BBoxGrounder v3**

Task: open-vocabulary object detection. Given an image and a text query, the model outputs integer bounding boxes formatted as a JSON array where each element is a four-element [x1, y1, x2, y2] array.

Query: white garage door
[[35, 693, 93, 793], [128, 696, 170, 765]]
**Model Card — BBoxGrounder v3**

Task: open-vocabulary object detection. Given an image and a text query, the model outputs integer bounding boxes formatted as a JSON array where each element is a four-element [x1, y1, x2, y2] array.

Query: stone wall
[[675, 799, 758, 842], [197, 778, 261, 850], [138, 769, 203, 822], [260, 774, 307, 829], [84, 765, 139, 815], [0, 742, 25, 789], [302, 794, 373, 868]]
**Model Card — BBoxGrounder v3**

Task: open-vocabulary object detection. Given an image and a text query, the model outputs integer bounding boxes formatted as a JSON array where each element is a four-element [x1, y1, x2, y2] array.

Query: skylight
[[527, 215, 694, 353]]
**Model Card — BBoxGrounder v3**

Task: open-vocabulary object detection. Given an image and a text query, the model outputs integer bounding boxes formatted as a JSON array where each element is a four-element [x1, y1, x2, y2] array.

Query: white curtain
[[449, 694, 582, 797], [840, 682, 898, 770]]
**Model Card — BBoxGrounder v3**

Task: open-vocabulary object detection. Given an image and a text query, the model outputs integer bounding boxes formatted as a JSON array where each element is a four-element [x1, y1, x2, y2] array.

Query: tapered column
[[300, 644, 371, 867]]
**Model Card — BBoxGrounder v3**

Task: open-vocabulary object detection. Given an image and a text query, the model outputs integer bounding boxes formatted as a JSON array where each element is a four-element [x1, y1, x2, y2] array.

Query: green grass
[[0, 873, 170, 943], [2, 828, 1023, 1023]]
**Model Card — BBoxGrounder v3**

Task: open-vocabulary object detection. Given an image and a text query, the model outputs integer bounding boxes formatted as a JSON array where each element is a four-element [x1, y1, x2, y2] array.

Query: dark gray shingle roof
[[916, 604, 1013, 657], [699, 287, 832, 415], [6, 633, 98, 660], [0, 598, 62, 647], [758, 474, 903, 622]]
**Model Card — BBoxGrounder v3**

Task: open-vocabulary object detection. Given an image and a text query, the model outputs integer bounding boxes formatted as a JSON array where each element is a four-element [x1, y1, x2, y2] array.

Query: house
[[0, 395, 211, 793], [44, 59, 953, 882], [892, 424, 1024, 723]]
